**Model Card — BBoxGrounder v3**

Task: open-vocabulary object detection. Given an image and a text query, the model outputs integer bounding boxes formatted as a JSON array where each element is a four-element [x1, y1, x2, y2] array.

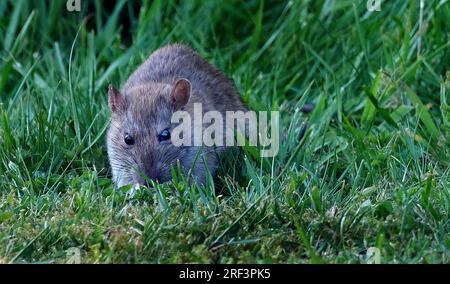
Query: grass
[[0, 0, 449, 264]]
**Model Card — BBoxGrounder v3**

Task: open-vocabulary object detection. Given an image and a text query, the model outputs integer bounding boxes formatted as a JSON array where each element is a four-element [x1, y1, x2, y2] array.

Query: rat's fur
[[107, 44, 247, 187]]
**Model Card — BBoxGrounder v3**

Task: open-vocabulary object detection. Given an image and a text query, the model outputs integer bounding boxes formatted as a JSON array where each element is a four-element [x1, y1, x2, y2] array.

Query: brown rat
[[107, 44, 247, 187]]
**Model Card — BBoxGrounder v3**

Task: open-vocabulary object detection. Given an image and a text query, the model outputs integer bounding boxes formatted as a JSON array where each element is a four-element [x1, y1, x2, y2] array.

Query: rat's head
[[106, 79, 192, 187]]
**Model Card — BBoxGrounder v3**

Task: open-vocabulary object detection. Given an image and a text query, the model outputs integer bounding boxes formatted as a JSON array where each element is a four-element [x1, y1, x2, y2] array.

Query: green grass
[[0, 0, 449, 263]]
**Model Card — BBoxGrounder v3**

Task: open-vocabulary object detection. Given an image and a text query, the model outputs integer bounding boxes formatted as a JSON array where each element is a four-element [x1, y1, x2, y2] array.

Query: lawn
[[0, 0, 449, 264]]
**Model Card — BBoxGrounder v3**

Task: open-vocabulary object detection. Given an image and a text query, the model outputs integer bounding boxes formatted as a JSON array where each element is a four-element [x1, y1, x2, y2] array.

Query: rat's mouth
[[134, 172, 168, 186]]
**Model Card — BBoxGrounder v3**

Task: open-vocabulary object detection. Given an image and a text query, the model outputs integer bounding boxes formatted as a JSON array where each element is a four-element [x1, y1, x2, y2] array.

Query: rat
[[107, 44, 248, 187], [106, 43, 314, 188]]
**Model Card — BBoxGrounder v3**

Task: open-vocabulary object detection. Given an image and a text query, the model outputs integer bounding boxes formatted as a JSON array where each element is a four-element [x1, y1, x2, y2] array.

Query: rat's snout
[[134, 158, 162, 185]]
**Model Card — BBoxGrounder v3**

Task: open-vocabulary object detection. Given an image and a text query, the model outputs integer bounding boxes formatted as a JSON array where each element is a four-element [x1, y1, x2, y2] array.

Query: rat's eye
[[158, 128, 171, 142], [124, 133, 135, 145]]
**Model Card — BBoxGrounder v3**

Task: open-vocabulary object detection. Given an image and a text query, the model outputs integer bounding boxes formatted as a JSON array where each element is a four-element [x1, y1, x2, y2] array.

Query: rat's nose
[[137, 172, 157, 183], [136, 157, 155, 178], [135, 165, 160, 185]]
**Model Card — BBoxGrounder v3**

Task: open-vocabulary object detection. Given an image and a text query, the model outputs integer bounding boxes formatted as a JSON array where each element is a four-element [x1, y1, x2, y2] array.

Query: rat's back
[[122, 44, 245, 112]]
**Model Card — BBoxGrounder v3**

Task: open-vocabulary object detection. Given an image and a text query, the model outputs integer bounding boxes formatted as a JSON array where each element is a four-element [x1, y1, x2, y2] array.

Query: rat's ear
[[170, 78, 191, 110], [108, 84, 125, 113]]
